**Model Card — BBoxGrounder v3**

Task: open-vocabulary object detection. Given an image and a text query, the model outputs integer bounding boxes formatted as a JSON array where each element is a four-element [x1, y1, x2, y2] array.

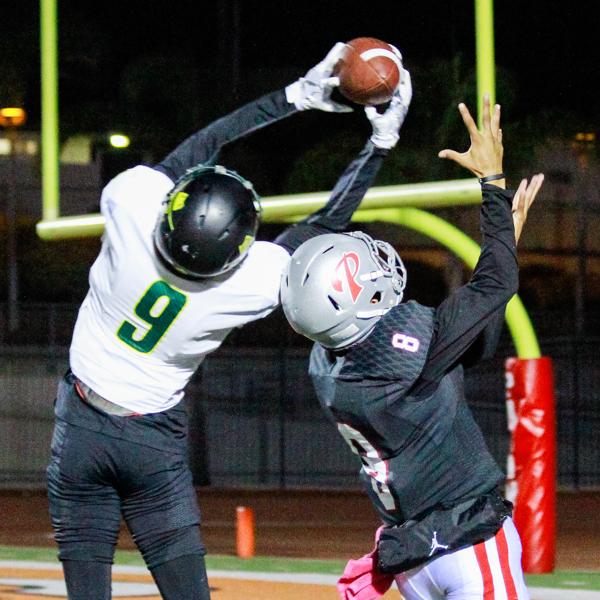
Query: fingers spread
[[491, 104, 501, 137], [526, 173, 545, 209], [365, 106, 377, 120], [328, 42, 347, 61], [323, 76, 341, 87], [513, 179, 528, 212], [532, 173, 545, 191], [481, 93, 491, 131], [388, 43, 403, 60], [438, 149, 463, 163], [398, 70, 412, 104], [458, 103, 478, 137], [331, 103, 354, 113]]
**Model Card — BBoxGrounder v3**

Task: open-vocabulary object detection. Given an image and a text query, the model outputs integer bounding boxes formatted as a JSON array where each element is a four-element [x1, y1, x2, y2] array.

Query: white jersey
[[70, 166, 290, 414]]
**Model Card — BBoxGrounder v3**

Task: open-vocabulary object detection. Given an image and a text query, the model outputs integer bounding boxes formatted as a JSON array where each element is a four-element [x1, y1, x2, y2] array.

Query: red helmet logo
[[332, 252, 364, 303]]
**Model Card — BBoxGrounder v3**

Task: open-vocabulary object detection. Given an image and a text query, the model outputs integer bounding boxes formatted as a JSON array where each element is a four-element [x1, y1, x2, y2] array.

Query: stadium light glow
[[0, 107, 27, 128], [574, 132, 596, 142], [109, 134, 130, 148]]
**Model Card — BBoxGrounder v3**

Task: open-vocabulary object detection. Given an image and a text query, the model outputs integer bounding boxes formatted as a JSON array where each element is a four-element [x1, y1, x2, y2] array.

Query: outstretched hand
[[438, 94, 504, 184], [365, 68, 412, 150], [285, 42, 353, 113], [512, 174, 544, 243]]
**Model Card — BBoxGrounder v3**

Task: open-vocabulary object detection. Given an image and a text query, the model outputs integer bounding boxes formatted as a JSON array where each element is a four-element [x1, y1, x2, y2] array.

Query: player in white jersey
[[46, 43, 413, 599], [69, 164, 291, 414]]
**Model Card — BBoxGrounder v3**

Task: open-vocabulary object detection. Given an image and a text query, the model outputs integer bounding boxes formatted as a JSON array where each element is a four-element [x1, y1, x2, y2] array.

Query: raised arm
[[417, 96, 543, 384], [275, 70, 413, 254], [154, 43, 352, 182], [154, 91, 297, 181], [461, 173, 545, 365]]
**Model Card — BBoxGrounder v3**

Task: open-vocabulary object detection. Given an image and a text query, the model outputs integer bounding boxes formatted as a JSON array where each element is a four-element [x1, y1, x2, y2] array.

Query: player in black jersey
[[281, 96, 543, 599]]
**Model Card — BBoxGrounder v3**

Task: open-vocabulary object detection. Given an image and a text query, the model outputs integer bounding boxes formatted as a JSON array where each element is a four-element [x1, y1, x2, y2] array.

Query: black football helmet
[[154, 165, 262, 279]]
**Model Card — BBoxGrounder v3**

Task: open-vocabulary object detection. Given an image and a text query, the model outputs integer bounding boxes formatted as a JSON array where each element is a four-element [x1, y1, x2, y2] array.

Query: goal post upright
[[40, 0, 60, 221], [475, 0, 497, 122]]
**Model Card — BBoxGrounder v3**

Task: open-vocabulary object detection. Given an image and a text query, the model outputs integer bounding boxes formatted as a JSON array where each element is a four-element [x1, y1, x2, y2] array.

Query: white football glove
[[365, 67, 413, 150], [285, 42, 353, 113]]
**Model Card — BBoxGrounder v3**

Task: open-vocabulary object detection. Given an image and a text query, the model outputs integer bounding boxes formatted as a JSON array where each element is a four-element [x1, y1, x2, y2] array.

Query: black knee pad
[[55, 541, 115, 564], [135, 524, 205, 570]]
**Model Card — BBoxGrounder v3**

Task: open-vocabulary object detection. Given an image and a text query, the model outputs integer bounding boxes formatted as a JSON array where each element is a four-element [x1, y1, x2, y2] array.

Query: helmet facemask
[[346, 231, 407, 318], [281, 232, 407, 349]]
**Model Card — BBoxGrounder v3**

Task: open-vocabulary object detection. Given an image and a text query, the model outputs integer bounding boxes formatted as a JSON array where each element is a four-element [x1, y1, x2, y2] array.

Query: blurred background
[[0, 0, 598, 490]]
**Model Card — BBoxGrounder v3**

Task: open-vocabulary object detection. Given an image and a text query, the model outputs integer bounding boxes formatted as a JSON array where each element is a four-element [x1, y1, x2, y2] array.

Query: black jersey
[[309, 185, 518, 570]]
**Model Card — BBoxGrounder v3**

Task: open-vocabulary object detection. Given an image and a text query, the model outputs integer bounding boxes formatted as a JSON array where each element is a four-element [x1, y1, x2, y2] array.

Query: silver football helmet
[[281, 231, 407, 349]]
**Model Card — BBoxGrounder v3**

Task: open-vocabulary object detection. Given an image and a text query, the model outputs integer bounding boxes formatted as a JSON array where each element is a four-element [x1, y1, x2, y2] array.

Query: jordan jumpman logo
[[429, 531, 450, 556]]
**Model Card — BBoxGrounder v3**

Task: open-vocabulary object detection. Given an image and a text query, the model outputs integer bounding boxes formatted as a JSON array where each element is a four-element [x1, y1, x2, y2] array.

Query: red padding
[[505, 357, 556, 573]]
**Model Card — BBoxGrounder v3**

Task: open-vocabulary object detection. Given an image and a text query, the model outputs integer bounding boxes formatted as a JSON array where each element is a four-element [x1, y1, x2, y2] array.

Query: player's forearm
[[273, 141, 387, 254], [437, 187, 518, 350], [418, 186, 518, 382], [469, 185, 519, 299], [306, 140, 387, 230], [155, 89, 297, 181], [443, 188, 518, 326], [460, 308, 505, 367]]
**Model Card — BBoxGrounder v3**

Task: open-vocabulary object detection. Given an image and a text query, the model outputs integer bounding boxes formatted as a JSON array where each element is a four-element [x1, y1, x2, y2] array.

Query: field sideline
[[2, 489, 598, 597], [0, 545, 599, 596]]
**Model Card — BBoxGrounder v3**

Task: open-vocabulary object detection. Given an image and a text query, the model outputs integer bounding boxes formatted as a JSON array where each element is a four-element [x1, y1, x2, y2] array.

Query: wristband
[[478, 173, 506, 184]]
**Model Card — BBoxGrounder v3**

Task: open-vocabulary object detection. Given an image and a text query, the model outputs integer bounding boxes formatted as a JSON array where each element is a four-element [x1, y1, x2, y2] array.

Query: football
[[335, 37, 402, 106]]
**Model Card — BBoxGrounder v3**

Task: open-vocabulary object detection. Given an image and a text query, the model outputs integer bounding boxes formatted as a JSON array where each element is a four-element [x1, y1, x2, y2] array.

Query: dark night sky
[[2, 0, 599, 124], [1, 1, 598, 308]]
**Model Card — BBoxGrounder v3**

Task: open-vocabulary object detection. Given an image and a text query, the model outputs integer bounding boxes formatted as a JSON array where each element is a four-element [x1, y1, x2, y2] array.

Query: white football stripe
[[359, 48, 402, 70], [483, 533, 509, 600]]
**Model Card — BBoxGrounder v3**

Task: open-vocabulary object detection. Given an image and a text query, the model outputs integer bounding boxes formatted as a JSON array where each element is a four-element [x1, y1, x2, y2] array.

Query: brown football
[[335, 37, 402, 106]]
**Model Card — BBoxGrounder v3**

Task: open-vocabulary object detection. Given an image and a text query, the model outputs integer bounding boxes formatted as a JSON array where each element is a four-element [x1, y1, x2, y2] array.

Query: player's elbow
[[500, 271, 519, 302], [482, 271, 518, 305]]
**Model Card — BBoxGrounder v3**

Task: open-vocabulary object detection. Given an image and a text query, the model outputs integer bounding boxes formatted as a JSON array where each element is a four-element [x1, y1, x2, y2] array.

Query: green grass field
[[0, 545, 598, 591]]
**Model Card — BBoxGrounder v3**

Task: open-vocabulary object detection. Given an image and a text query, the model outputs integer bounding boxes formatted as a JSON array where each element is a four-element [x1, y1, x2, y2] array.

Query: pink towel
[[337, 526, 395, 600]]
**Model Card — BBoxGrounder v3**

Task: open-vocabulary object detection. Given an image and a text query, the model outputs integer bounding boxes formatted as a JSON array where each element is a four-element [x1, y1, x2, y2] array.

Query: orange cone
[[236, 506, 255, 558]]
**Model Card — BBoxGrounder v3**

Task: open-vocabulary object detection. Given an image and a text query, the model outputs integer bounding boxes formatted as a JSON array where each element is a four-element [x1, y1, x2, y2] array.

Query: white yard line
[[0, 578, 158, 597], [0, 560, 598, 598], [529, 590, 600, 600], [2, 561, 339, 585]]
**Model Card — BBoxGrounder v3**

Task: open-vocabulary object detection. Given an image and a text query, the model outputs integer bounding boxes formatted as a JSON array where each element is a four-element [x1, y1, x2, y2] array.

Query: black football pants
[[46, 372, 209, 599]]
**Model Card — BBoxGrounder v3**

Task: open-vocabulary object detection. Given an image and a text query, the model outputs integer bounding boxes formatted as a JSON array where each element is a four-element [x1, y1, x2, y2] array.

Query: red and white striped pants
[[394, 518, 529, 599]]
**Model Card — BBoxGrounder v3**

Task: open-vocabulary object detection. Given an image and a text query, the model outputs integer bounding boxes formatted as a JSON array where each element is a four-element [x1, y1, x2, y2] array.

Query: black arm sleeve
[[154, 89, 297, 182], [274, 141, 388, 254], [461, 307, 506, 368], [416, 185, 518, 385]]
